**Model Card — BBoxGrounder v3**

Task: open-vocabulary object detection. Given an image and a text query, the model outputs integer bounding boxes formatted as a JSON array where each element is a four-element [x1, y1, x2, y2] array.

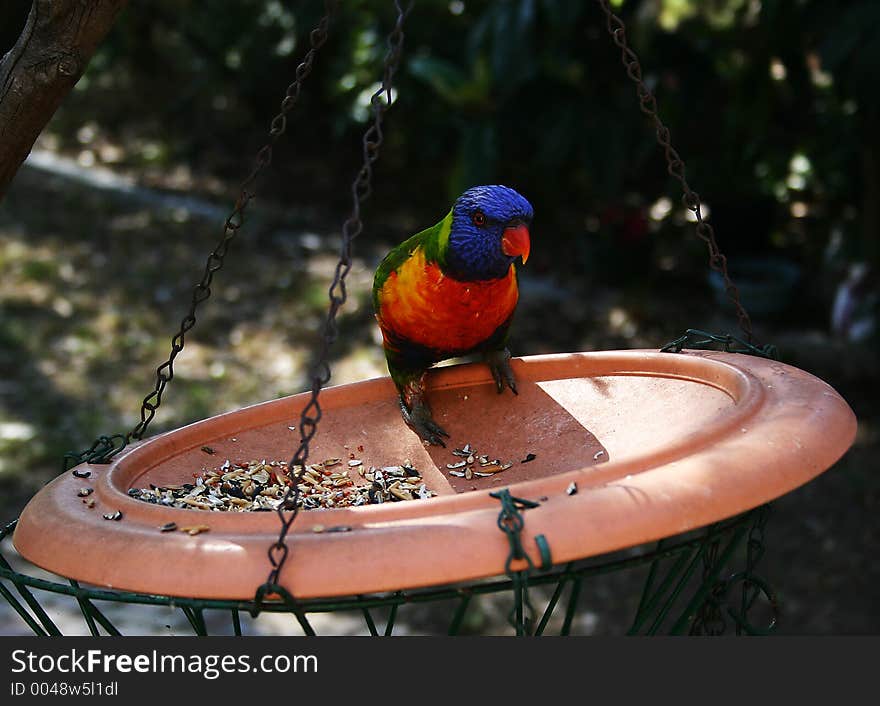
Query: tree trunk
[[0, 0, 127, 201]]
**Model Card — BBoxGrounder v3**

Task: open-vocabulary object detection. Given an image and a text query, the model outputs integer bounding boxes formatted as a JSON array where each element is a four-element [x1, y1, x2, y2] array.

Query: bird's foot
[[400, 396, 450, 447], [485, 348, 518, 395]]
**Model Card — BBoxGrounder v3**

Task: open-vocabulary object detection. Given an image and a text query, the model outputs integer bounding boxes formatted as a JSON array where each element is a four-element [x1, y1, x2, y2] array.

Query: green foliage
[[9, 0, 879, 277]]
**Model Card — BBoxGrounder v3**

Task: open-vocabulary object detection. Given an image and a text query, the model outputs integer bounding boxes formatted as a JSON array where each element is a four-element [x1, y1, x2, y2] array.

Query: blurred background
[[0, 0, 877, 634]]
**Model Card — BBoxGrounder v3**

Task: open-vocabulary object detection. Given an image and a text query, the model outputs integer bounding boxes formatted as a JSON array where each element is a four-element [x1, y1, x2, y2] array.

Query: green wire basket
[[0, 506, 777, 637]]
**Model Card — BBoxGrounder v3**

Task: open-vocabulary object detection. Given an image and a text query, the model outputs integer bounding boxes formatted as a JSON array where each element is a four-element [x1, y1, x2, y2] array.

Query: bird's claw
[[400, 397, 450, 447], [486, 348, 518, 395]]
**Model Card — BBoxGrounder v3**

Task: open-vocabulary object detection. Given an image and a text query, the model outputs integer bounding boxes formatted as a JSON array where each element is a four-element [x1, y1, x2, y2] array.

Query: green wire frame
[[0, 506, 777, 636]]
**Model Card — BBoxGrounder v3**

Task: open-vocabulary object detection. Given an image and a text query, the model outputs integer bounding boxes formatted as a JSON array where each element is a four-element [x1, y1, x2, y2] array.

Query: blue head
[[445, 185, 533, 281]]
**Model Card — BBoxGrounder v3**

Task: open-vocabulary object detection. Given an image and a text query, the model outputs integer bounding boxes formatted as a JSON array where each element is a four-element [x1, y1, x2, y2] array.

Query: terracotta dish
[[13, 350, 856, 600]]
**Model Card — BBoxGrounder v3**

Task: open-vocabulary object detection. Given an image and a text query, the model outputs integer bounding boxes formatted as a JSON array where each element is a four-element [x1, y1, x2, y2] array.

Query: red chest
[[377, 249, 518, 354]]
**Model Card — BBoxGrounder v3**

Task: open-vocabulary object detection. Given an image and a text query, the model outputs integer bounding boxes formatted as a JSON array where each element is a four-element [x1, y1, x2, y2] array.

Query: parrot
[[372, 184, 533, 446]]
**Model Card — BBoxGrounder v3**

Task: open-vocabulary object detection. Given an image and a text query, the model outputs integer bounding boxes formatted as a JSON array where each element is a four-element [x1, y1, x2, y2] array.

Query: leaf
[[819, 1, 880, 73], [407, 55, 469, 105], [540, 0, 583, 28], [449, 121, 498, 198], [490, 0, 538, 90], [408, 53, 492, 109]]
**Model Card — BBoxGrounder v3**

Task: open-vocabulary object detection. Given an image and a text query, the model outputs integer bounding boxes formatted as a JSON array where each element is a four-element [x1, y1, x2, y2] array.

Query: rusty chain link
[[260, 0, 412, 593], [594, 0, 755, 344], [126, 2, 338, 443]]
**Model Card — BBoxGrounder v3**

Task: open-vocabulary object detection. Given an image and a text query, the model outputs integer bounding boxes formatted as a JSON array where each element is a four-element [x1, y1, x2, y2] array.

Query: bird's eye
[[472, 211, 486, 227]]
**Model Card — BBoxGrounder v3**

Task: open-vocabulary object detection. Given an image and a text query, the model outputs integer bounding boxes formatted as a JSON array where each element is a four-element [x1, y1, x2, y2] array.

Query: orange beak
[[502, 223, 531, 264]]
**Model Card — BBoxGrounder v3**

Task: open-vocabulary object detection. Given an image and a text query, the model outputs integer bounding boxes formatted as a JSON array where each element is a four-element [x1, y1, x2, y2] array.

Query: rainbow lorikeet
[[372, 185, 533, 445]]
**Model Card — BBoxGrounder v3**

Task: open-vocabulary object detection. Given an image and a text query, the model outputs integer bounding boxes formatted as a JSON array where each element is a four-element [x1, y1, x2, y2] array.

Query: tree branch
[[0, 0, 127, 201]]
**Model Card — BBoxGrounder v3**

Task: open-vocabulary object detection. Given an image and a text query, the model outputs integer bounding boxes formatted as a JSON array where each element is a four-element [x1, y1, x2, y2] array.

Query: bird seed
[[128, 455, 436, 513], [445, 443, 513, 480]]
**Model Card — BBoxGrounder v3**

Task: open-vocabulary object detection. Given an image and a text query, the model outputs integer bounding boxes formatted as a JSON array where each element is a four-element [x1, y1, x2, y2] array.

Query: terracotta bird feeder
[[12, 350, 856, 600]]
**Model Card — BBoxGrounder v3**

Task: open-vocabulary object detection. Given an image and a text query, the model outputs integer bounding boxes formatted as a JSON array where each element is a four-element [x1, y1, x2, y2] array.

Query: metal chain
[[260, 0, 412, 593], [660, 328, 778, 359], [690, 535, 727, 635], [734, 504, 778, 635], [62, 434, 127, 472], [690, 506, 778, 635], [489, 489, 552, 636], [126, 1, 338, 443], [491, 490, 537, 635], [593, 0, 754, 343]]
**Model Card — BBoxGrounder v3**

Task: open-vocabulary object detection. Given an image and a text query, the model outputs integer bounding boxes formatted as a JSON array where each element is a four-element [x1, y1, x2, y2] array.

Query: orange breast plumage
[[376, 246, 518, 355]]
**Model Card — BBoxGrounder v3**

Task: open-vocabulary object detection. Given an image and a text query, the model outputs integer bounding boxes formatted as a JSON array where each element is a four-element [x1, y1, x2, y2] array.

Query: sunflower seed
[[181, 497, 212, 509], [566, 482, 578, 496], [102, 510, 122, 521], [389, 486, 413, 501], [77, 487, 93, 497], [159, 522, 178, 532]]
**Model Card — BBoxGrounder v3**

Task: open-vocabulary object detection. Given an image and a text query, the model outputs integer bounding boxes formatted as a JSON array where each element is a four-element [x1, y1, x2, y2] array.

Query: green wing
[[371, 210, 453, 311]]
